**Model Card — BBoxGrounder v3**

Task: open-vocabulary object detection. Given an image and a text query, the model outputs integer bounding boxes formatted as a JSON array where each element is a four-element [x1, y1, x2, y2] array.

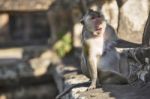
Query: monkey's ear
[[80, 18, 84, 24]]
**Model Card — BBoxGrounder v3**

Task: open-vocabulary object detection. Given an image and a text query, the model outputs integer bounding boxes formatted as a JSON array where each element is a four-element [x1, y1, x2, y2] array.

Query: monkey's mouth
[[95, 24, 102, 31], [93, 27, 102, 36], [96, 28, 101, 31], [96, 27, 102, 31]]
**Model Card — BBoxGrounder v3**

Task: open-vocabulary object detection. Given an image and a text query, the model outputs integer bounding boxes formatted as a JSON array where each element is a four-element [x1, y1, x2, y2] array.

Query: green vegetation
[[53, 33, 72, 57]]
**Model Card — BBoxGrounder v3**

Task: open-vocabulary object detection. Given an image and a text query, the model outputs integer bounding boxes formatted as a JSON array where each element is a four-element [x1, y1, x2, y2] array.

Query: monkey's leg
[[87, 55, 98, 90], [81, 53, 90, 77], [115, 39, 141, 48], [101, 72, 128, 84]]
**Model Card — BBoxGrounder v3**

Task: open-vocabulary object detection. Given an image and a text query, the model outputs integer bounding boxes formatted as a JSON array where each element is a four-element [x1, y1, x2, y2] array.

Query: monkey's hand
[[88, 83, 96, 90]]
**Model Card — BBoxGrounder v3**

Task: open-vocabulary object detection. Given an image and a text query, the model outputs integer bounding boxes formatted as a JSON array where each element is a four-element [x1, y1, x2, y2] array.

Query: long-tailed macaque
[[56, 9, 141, 99], [81, 9, 129, 90]]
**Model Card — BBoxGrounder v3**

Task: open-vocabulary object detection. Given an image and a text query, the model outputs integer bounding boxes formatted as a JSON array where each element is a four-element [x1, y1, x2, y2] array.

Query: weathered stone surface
[[54, 65, 123, 99], [0, 46, 58, 99], [0, 14, 10, 42], [51, 64, 64, 93], [53, 65, 89, 99], [0, 83, 57, 99], [0, 48, 22, 59], [0, 0, 54, 11], [101, 0, 119, 30], [0, 46, 60, 87], [0, 59, 45, 87], [118, 0, 150, 43], [142, 12, 150, 46], [29, 49, 60, 76]]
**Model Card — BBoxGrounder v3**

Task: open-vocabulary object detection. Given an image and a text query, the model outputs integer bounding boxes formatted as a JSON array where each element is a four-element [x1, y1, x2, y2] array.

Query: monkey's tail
[[116, 39, 142, 48], [56, 81, 91, 99]]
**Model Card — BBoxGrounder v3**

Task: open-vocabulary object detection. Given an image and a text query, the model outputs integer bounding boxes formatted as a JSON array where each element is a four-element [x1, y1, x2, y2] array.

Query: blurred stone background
[[0, 0, 149, 99]]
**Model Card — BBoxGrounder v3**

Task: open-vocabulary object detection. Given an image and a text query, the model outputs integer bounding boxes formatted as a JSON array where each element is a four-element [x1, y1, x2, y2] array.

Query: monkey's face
[[81, 9, 106, 36]]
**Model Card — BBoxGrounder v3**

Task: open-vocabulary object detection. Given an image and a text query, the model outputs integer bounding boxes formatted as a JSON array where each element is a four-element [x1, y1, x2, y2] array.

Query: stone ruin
[[0, 0, 150, 99]]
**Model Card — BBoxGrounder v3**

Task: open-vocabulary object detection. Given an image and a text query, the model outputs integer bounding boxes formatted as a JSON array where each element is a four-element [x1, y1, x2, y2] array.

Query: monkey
[[80, 9, 140, 90], [81, 8, 144, 88], [56, 9, 141, 99]]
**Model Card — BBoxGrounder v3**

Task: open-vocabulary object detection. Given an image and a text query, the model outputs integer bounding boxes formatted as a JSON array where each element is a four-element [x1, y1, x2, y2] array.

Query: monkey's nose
[[97, 32, 100, 35]]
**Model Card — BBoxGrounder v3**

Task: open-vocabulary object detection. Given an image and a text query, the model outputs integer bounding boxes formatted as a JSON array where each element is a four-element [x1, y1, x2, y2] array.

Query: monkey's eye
[[98, 14, 101, 17], [91, 16, 95, 19]]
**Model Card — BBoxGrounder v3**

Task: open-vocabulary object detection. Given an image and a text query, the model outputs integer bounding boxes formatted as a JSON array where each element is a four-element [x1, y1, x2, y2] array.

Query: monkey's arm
[[87, 53, 98, 90], [56, 81, 91, 99], [115, 39, 142, 48]]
